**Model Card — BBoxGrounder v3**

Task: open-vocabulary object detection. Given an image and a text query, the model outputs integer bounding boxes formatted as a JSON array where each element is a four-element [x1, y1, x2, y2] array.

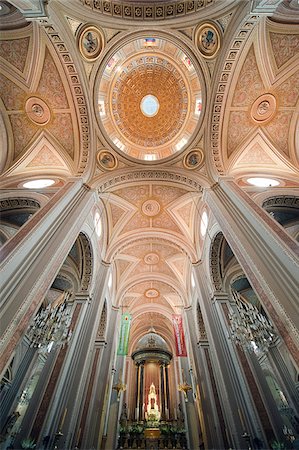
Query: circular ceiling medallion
[[195, 22, 221, 59], [145, 289, 160, 298], [141, 199, 161, 217], [250, 94, 277, 124], [78, 25, 104, 61], [97, 150, 118, 170], [96, 36, 203, 161], [144, 253, 160, 265], [25, 97, 51, 125], [140, 95, 160, 117], [183, 148, 204, 169]]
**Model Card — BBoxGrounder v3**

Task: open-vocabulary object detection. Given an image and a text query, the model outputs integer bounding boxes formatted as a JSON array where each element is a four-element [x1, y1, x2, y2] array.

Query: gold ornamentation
[[97, 37, 203, 161], [178, 381, 192, 399], [97, 150, 118, 171], [183, 149, 204, 169], [195, 22, 221, 59], [111, 57, 188, 148], [112, 379, 126, 399], [78, 25, 104, 61]]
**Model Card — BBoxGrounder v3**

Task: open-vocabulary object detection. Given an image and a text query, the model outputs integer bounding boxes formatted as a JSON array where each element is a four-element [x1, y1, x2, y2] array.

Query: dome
[[96, 35, 203, 161], [135, 332, 169, 352]]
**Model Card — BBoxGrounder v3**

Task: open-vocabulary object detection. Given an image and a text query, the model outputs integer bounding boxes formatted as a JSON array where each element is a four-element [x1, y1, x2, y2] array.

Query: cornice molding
[[79, 0, 215, 23], [97, 170, 204, 193]]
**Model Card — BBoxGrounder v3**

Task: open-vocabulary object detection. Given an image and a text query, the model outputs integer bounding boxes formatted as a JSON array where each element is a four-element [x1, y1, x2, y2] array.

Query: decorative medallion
[[141, 199, 161, 217], [97, 150, 118, 171], [145, 289, 160, 298], [144, 253, 160, 265], [250, 94, 277, 124], [25, 97, 51, 125], [195, 22, 221, 59], [183, 149, 204, 169], [78, 25, 104, 61]]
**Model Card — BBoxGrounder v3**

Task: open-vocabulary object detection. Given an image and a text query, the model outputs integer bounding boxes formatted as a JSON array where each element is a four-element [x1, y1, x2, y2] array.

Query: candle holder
[[178, 381, 192, 401], [112, 379, 126, 400]]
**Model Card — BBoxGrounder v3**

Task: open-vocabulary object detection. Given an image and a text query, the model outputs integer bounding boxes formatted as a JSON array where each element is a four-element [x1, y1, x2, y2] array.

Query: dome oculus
[[141, 95, 160, 117]]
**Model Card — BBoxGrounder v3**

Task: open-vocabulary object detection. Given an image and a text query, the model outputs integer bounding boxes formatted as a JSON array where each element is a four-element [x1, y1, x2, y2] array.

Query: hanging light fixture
[[228, 290, 275, 353], [27, 292, 73, 353]]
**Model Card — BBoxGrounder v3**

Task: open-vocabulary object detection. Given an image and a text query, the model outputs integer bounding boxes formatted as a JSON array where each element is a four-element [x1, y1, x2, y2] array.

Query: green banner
[[117, 313, 132, 355]]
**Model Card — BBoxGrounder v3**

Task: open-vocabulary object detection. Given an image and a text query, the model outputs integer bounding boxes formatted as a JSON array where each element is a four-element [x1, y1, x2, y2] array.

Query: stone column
[[164, 366, 170, 419], [39, 262, 109, 449], [245, 351, 286, 442], [178, 356, 201, 450], [267, 340, 299, 415], [163, 365, 169, 419], [184, 305, 225, 449], [139, 363, 144, 421], [104, 354, 126, 450], [160, 363, 165, 419], [193, 263, 267, 449], [81, 307, 119, 450], [12, 350, 57, 446], [135, 364, 140, 420], [0, 344, 37, 428], [0, 180, 97, 375], [206, 180, 299, 367]]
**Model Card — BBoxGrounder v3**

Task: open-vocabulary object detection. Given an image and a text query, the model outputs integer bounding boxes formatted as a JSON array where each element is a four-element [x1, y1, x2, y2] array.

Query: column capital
[[197, 340, 209, 348], [74, 293, 92, 303], [95, 341, 107, 349], [211, 292, 230, 303]]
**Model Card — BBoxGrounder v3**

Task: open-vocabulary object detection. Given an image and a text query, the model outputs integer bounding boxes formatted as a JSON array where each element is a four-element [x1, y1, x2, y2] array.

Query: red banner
[[172, 315, 187, 357]]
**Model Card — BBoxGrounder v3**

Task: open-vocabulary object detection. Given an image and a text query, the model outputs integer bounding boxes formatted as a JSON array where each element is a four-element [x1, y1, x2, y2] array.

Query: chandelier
[[27, 292, 73, 353], [228, 289, 275, 353]]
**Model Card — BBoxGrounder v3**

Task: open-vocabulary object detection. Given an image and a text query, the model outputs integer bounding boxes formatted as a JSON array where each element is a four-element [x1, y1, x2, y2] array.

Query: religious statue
[[145, 383, 160, 421]]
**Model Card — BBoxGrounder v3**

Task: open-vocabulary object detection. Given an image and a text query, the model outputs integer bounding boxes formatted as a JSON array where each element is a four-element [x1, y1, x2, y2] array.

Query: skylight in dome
[[23, 179, 55, 189], [247, 178, 279, 187], [140, 95, 159, 117]]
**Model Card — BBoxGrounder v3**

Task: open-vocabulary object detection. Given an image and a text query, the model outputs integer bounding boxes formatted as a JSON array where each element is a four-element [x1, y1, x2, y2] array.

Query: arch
[[197, 302, 207, 341], [115, 275, 186, 309], [106, 230, 197, 263], [78, 232, 93, 292], [0, 197, 41, 246], [209, 231, 225, 292], [96, 300, 107, 340]]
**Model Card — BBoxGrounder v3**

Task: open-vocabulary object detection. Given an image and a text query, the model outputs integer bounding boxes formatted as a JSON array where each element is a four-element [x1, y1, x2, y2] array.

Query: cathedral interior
[[0, 0, 299, 449]]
